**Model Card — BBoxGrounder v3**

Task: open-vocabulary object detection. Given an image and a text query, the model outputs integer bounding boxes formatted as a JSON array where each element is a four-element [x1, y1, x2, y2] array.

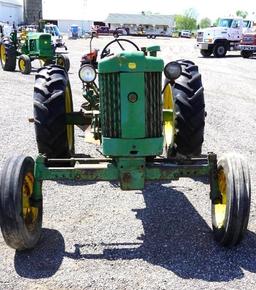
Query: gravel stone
[[0, 36, 256, 289]]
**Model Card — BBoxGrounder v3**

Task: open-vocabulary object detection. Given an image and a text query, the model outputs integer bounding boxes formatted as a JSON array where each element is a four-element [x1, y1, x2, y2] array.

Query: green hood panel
[[99, 51, 164, 73]]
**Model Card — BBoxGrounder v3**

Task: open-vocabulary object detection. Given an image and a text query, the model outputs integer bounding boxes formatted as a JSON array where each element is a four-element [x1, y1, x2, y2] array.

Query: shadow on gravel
[[14, 185, 256, 281], [65, 183, 256, 282], [14, 229, 65, 278]]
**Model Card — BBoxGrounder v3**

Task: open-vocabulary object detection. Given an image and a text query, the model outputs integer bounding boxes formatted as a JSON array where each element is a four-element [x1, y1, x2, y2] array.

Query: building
[[0, 0, 23, 24], [105, 13, 175, 35], [23, 0, 42, 24], [0, 0, 43, 25], [57, 19, 92, 34]]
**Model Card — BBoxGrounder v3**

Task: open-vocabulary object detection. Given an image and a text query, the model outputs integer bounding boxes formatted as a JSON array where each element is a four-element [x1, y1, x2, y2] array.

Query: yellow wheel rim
[[58, 58, 64, 67], [19, 58, 26, 72], [163, 83, 175, 152], [65, 84, 74, 151], [22, 172, 39, 231], [214, 168, 227, 228], [0, 44, 6, 65], [39, 59, 45, 67]]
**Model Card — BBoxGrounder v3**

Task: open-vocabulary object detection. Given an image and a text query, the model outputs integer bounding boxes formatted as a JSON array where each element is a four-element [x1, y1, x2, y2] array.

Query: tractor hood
[[99, 51, 164, 74]]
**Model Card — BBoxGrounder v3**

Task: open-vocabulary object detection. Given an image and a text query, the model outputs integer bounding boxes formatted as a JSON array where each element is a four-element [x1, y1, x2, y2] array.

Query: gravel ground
[[0, 36, 256, 290]]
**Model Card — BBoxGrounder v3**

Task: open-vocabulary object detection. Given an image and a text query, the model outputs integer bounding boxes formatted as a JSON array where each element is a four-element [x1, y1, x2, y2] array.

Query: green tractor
[[0, 30, 70, 74], [0, 38, 251, 251]]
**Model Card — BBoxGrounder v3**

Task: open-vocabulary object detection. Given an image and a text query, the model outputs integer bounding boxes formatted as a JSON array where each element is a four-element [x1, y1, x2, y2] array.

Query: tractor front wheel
[[211, 153, 251, 247], [18, 54, 31, 74], [0, 155, 42, 250], [56, 54, 70, 72], [0, 38, 16, 71], [33, 65, 74, 159]]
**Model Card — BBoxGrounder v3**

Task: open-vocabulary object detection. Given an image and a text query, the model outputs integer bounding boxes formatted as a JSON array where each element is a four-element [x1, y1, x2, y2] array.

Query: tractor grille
[[39, 35, 53, 56], [100, 72, 162, 138], [145, 72, 162, 138], [197, 32, 204, 42], [99, 73, 121, 138]]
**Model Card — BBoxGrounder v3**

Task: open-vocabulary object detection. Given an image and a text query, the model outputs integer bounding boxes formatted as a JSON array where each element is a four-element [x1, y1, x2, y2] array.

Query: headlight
[[164, 61, 182, 80], [79, 64, 96, 83]]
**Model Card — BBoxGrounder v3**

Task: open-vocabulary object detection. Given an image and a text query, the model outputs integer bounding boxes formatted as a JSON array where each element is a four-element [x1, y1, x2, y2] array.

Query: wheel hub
[[22, 172, 38, 231], [19, 58, 26, 71], [214, 168, 227, 228], [217, 47, 225, 55]]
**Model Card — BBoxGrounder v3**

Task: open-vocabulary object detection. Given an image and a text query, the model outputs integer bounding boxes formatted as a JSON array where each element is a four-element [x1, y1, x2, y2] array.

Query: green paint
[[32, 155, 213, 191], [118, 158, 145, 190], [99, 51, 164, 74], [120, 73, 145, 138], [102, 137, 163, 157], [146, 46, 160, 53]]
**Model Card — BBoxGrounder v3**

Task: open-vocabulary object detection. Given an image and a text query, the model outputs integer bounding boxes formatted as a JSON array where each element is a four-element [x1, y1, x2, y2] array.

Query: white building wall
[[58, 19, 93, 33], [0, 0, 23, 24]]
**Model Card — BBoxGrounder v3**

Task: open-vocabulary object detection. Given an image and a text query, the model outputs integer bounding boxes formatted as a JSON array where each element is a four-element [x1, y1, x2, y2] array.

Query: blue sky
[[43, 0, 256, 21]]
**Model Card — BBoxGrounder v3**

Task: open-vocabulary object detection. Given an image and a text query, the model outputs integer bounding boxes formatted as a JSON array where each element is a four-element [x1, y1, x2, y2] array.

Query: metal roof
[[105, 13, 174, 26]]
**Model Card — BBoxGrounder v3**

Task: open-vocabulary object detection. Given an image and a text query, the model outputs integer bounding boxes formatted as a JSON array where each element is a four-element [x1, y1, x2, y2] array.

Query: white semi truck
[[197, 17, 254, 57]]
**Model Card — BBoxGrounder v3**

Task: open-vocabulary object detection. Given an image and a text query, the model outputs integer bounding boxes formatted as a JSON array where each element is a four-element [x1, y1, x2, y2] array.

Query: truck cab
[[197, 17, 253, 57], [44, 24, 67, 50]]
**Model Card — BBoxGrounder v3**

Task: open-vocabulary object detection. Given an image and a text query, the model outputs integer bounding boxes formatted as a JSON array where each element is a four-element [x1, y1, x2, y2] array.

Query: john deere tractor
[[0, 38, 251, 251], [0, 30, 70, 74]]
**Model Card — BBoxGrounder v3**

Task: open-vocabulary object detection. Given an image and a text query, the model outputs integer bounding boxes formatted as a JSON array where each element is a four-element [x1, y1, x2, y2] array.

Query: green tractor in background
[[0, 38, 251, 251], [0, 30, 70, 74]]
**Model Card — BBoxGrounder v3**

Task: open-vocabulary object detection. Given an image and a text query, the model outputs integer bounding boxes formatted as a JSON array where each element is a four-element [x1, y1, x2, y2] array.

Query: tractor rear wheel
[[0, 155, 42, 250], [211, 153, 251, 247], [56, 54, 70, 72], [33, 65, 74, 159], [172, 60, 205, 156], [18, 54, 31, 74], [0, 38, 16, 71]]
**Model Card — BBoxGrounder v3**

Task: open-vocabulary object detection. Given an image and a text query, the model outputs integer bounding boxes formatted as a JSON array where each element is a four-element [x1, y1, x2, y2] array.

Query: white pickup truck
[[197, 18, 254, 57]]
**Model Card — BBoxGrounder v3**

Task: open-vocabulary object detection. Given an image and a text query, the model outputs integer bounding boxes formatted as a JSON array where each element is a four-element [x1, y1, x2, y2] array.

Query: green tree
[[213, 17, 221, 27], [174, 8, 198, 31], [174, 15, 196, 31], [236, 10, 248, 19], [200, 17, 211, 29]]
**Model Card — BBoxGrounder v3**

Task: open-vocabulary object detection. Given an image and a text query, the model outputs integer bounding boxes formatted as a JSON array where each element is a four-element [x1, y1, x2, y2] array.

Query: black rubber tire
[[241, 50, 253, 58], [212, 153, 251, 247], [172, 60, 205, 156], [56, 54, 70, 72], [0, 155, 42, 250], [200, 49, 213, 57], [0, 38, 16, 71], [18, 54, 31, 74], [213, 43, 227, 57], [33, 65, 74, 159]]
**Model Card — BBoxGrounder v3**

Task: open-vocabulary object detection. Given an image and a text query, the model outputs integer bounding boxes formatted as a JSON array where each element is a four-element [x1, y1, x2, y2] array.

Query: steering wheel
[[100, 38, 140, 59]]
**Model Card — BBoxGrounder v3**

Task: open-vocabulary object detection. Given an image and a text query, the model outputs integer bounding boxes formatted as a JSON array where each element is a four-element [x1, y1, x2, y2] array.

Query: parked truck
[[239, 32, 256, 58], [197, 17, 254, 57]]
